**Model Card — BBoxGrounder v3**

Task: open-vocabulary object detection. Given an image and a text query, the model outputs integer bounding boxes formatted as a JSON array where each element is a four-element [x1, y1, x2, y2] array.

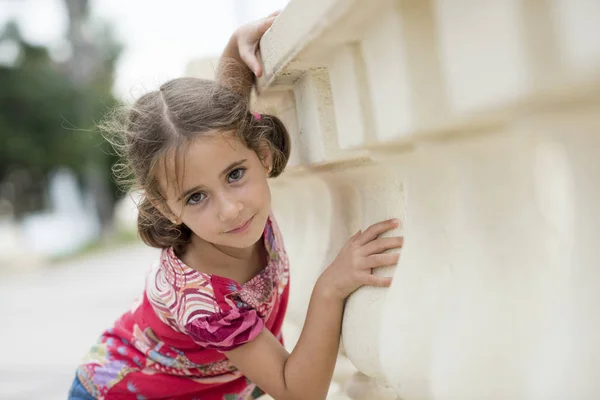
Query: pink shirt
[[77, 214, 290, 399]]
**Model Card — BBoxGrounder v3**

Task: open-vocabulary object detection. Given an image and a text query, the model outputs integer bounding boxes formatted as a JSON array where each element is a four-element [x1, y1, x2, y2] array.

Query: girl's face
[[159, 132, 272, 249]]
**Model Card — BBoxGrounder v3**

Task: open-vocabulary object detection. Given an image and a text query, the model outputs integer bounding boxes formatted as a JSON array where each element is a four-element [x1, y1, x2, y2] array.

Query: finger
[[257, 15, 278, 35], [359, 236, 404, 256], [255, 47, 264, 77], [350, 229, 362, 241], [267, 10, 281, 18], [363, 275, 393, 288], [240, 49, 262, 77], [356, 218, 400, 246], [364, 253, 400, 269]]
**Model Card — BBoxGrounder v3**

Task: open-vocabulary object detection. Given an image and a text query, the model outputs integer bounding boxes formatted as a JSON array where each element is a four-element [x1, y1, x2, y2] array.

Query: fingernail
[[392, 218, 399, 224]]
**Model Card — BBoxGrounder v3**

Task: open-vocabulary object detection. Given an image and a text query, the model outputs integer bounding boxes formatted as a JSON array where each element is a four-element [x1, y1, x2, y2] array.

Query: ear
[[150, 197, 180, 225]]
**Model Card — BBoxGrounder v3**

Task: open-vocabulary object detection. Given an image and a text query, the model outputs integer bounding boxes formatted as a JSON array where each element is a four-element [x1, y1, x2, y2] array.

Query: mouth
[[226, 215, 255, 234]]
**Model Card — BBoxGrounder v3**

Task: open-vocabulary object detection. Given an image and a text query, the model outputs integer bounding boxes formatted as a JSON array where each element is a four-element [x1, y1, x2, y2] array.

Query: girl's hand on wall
[[317, 219, 403, 301], [234, 10, 280, 78]]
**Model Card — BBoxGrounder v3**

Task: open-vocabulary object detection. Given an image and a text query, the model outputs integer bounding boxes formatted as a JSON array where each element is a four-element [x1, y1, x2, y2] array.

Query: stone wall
[[188, 0, 600, 398]]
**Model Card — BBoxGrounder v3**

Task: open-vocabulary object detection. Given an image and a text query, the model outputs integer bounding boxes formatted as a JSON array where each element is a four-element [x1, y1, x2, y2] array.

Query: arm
[[226, 279, 343, 400], [226, 219, 403, 400], [215, 12, 279, 102], [215, 31, 254, 102]]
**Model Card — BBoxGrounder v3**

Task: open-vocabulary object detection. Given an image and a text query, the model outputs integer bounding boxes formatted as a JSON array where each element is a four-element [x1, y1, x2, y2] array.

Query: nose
[[217, 192, 243, 222]]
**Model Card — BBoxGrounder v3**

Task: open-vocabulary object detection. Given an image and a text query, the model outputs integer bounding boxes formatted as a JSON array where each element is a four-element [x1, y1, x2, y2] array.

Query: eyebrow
[[177, 159, 247, 201]]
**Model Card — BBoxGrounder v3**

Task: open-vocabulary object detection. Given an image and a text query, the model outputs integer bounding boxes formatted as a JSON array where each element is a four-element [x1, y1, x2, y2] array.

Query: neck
[[183, 234, 263, 272]]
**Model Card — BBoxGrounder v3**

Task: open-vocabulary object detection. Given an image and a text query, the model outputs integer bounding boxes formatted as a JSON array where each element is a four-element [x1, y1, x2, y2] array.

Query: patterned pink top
[[76, 214, 290, 399]]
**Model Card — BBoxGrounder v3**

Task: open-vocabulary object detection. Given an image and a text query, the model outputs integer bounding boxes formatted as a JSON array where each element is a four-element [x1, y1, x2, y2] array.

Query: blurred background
[[0, 1, 287, 398]]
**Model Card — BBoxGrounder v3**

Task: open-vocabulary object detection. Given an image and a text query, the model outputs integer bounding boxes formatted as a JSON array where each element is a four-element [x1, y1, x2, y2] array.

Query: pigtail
[[137, 196, 191, 254], [248, 113, 291, 178]]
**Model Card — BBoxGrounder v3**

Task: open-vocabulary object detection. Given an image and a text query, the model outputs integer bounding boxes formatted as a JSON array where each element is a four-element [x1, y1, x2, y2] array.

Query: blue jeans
[[68, 376, 96, 400]]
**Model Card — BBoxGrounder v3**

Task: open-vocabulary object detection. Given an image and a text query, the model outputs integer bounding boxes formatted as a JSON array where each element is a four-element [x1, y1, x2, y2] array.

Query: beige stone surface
[[187, 0, 600, 398]]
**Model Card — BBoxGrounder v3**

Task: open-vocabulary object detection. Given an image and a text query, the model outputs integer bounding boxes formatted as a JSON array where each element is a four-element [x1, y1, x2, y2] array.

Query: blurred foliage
[[0, 19, 122, 217]]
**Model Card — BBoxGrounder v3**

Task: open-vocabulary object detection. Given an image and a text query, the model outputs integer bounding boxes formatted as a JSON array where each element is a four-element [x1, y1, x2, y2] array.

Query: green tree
[[0, 19, 122, 220]]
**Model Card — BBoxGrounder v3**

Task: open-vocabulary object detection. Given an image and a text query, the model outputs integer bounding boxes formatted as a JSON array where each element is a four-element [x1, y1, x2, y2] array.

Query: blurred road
[[0, 244, 158, 400]]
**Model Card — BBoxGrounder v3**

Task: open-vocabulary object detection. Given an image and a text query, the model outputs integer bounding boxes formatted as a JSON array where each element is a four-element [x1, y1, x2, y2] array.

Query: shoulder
[[155, 248, 265, 352], [146, 248, 240, 330], [265, 212, 288, 260], [266, 212, 290, 281]]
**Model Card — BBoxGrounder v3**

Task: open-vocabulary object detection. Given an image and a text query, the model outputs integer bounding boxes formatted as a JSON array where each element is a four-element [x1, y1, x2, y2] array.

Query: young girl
[[69, 12, 403, 400]]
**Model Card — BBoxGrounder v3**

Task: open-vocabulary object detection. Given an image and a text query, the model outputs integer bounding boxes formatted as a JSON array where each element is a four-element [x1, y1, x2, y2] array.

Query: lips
[[226, 215, 254, 233]]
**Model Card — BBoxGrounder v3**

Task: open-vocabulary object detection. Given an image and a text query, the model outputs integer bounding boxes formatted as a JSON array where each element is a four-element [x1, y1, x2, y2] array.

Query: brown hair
[[102, 77, 291, 253]]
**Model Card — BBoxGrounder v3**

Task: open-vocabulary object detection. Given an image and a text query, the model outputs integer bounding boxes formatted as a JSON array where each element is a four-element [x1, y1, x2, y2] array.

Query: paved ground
[[0, 244, 158, 400], [0, 244, 356, 399]]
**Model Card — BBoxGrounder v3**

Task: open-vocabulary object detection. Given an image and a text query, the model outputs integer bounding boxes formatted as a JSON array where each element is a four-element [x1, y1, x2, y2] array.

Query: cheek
[[182, 207, 210, 227], [242, 177, 271, 206], [183, 209, 223, 240]]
